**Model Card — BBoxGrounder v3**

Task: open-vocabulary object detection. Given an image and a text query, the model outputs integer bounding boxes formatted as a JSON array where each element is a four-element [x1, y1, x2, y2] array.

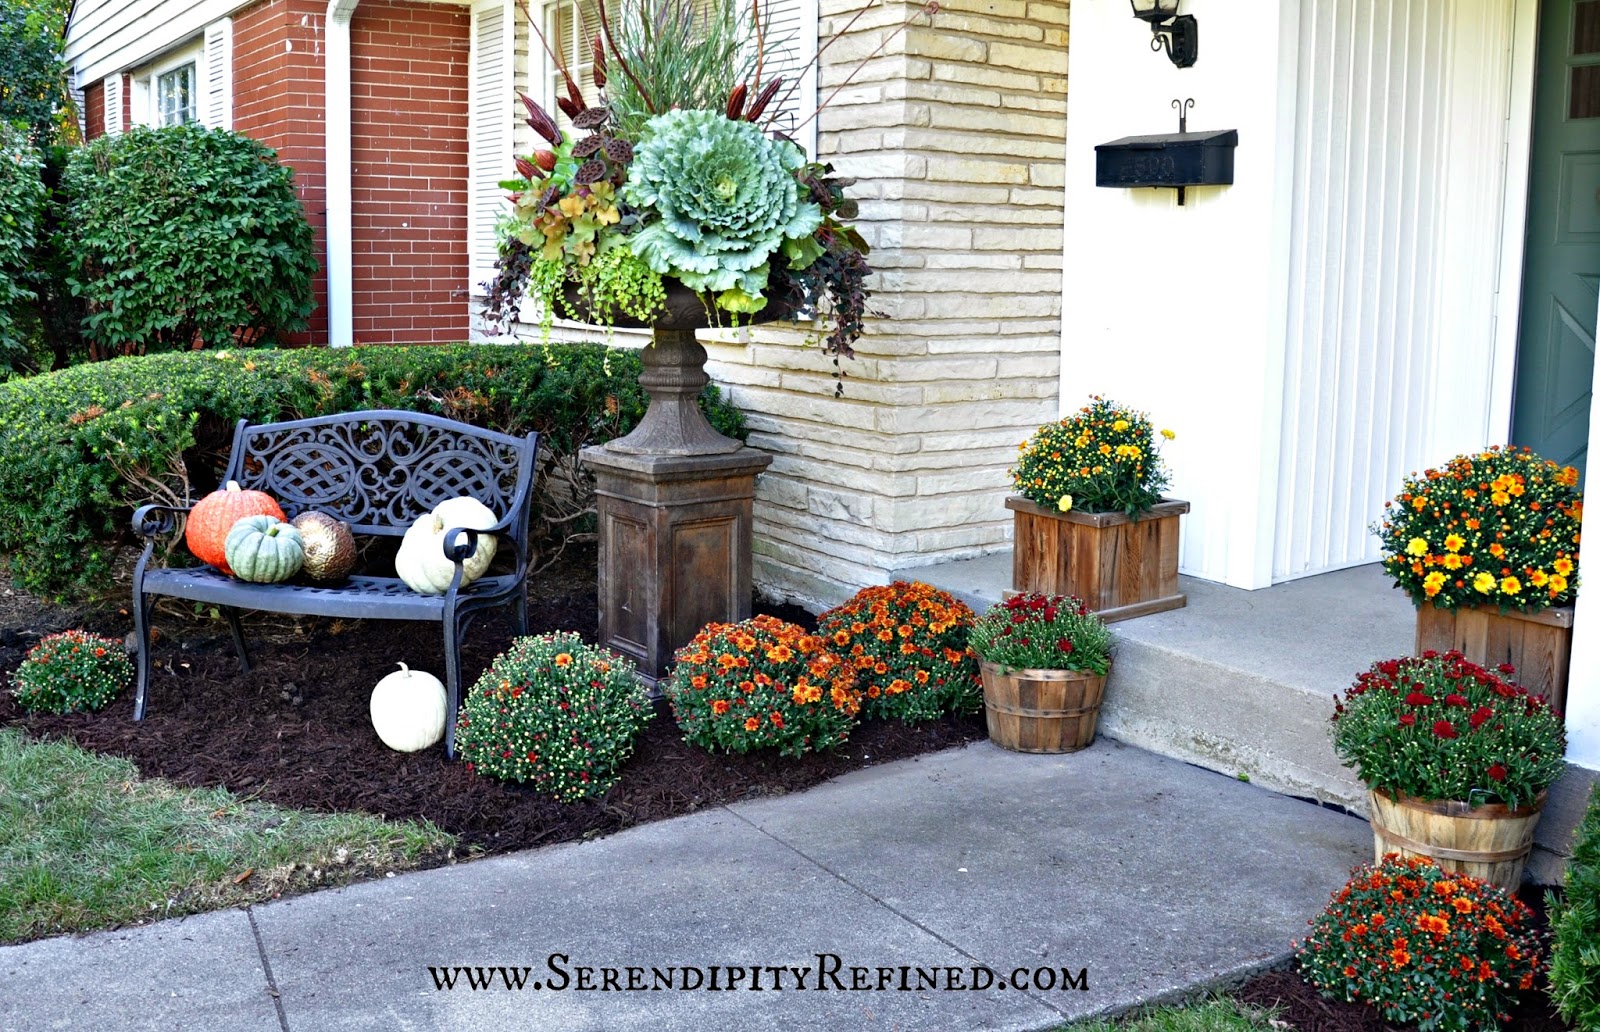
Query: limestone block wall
[[704, 0, 1070, 609]]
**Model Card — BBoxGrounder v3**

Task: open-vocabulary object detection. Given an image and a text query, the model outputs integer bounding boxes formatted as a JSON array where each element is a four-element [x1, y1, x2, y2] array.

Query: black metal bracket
[[1148, 13, 1197, 67], [1173, 98, 1193, 205]]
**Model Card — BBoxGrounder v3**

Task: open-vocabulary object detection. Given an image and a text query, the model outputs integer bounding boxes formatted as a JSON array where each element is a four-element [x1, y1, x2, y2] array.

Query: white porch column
[[324, 0, 359, 348], [1566, 287, 1600, 771]]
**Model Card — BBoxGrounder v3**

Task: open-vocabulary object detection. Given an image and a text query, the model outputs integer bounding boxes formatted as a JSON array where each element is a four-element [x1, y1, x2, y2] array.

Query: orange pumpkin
[[186, 481, 285, 574]]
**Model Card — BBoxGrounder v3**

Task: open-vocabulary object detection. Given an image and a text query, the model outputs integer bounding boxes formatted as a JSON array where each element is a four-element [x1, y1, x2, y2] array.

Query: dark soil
[[1235, 886, 1571, 1032], [0, 543, 986, 855]]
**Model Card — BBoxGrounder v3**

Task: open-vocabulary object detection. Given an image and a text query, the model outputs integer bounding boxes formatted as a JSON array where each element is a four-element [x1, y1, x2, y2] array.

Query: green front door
[[1512, 0, 1600, 482]]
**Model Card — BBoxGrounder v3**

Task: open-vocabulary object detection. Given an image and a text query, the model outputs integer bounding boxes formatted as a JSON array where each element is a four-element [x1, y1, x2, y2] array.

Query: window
[[156, 63, 197, 126]]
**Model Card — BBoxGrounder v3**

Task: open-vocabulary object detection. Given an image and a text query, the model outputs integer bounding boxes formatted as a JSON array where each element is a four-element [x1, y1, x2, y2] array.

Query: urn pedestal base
[[583, 445, 771, 690]]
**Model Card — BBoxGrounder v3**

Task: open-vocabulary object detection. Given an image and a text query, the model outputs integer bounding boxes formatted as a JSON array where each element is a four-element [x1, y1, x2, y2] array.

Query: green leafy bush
[[969, 592, 1114, 676], [11, 630, 132, 713], [455, 632, 651, 800], [1549, 782, 1600, 1030], [0, 0, 77, 145], [0, 124, 46, 377], [59, 125, 317, 355], [667, 615, 861, 757], [0, 343, 746, 598], [1296, 854, 1543, 1031], [815, 582, 981, 722]]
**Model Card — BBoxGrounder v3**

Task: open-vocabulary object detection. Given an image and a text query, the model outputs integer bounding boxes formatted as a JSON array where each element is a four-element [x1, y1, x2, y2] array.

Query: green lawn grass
[[1069, 998, 1281, 1031], [0, 729, 455, 943]]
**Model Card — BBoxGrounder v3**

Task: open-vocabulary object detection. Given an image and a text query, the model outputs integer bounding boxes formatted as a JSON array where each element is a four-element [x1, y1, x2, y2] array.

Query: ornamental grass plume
[[1296, 854, 1544, 1031], [1330, 651, 1566, 811], [1373, 445, 1581, 612]]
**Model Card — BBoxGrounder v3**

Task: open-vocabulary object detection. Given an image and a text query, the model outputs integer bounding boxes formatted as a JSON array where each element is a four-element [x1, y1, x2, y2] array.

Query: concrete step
[[898, 551, 1597, 883]]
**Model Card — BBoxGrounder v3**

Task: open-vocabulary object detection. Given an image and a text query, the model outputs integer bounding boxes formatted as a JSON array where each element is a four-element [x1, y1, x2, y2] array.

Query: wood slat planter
[[1368, 790, 1546, 892], [980, 660, 1106, 753], [1414, 603, 1574, 714], [1006, 496, 1189, 623]]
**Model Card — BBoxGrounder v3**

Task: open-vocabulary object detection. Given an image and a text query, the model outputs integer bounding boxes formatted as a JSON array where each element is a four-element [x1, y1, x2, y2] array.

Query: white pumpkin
[[396, 513, 495, 594], [369, 662, 447, 752]]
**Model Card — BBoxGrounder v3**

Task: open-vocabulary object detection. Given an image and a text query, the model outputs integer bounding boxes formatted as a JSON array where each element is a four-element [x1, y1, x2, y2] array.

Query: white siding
[[67, 0, 244, 89], [751, 0, 817, 155], [203, 18, 232, 129], [1273, 0, 1518, 582], [469, 0, 516, 293]]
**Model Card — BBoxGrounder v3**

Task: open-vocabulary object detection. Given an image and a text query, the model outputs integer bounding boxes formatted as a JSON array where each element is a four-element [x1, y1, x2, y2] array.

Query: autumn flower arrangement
[[666, 614, 861, 756], [483, 0, 875, 360], [11, 630, 132, 714], [1374, 445, 1582, 612], [1296, 854, 1543, 1031], [968, 593, 1113, 675], [1011, 396, 1174, 517], [455, 631, 653, 801], [815, 582, 981, 722], [1330, 652, 1566, 811]]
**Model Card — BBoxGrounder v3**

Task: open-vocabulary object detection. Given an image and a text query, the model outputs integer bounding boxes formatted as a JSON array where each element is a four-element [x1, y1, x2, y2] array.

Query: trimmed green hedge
[[1549, 782, 1600, 1031], [0, 343, 744, 598]]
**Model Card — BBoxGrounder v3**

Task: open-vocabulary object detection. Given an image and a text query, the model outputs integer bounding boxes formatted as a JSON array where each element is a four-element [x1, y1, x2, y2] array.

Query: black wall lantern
[[1130, 0, 1197, 68]]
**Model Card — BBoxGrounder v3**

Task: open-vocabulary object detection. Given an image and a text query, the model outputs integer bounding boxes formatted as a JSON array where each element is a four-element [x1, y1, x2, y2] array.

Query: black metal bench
[[130, 409, 540, 756]]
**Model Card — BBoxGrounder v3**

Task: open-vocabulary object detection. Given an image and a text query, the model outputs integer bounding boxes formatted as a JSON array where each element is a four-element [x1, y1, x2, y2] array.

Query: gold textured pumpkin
[[290, 511, 358, 582]]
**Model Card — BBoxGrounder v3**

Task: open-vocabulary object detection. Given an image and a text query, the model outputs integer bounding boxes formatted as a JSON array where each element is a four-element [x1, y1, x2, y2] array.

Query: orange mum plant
[[666, 615, 861, 757], [1374, 445, 1581, 612], [816, 582, 981, 722]]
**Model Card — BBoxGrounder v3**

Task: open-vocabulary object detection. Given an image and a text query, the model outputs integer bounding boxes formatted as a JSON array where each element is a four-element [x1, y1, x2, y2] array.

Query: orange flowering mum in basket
[[666, 615, 861, 757], [816, 582, 981, 722]]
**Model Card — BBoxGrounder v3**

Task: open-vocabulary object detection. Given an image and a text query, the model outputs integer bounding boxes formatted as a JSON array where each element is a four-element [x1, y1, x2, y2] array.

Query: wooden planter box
[[1414, 603, 1574, 714], [1006, 496, 1189, 623]]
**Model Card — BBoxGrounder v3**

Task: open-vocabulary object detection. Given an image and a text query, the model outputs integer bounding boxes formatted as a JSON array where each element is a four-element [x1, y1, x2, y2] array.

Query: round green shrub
[[60, 124, 317, 355], [455, 632, 651, 801], [815, 582, 981, 722], [11, 629, 133, 713], [1548, 783, 1600, 1030], [0, 123, 46, 376]]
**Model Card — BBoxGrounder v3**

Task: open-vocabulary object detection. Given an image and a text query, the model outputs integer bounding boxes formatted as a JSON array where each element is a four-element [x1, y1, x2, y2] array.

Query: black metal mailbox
[[1095, 128, 1238, 190]]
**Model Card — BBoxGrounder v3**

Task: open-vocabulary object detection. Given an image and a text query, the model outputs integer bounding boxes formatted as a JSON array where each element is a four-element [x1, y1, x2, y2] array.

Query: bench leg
[[132, 597, 154, 721], [443, 619, 462, 759], [514, 591, 528, 636], [222, 607, 252, 673]]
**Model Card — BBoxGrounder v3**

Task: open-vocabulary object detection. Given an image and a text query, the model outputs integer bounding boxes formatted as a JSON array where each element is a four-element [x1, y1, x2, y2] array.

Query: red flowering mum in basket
[[816, 581, 981, 722], [667, 615, 861, 757]]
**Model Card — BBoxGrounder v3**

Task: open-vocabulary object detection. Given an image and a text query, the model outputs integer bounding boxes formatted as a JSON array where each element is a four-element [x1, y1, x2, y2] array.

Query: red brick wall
[[120, 74, 130, 128], [349, 0, 469, 343], [232, 0, 329, 344], [84, 81, 104, 139]]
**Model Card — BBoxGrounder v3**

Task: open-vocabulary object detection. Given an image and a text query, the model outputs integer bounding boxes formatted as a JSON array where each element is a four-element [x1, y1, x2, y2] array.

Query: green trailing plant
[[666, 615, 861, 757], [815, 581, 981, 722], [1012, 396, 1175, 517], [1329, 652, 1567, 811], [0, 123, 46, 378], [11, 630, 133, 714], [455, 632, 652, 800], [1548, 782, 1600, 1030], [60, 125, 318, 357], [0, 344, 745, 599], [1296, 854, 1544, 1031], [969, 592, 1113, 676]]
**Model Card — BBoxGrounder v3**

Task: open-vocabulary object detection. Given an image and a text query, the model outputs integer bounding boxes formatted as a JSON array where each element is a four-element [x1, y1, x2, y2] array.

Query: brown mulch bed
[[0, 543, 986, 856], [1234, 885, 1571, 1031]]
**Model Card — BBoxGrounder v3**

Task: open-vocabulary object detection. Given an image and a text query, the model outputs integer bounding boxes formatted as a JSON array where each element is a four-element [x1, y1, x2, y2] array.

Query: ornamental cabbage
[[622, 109, 822, 308]]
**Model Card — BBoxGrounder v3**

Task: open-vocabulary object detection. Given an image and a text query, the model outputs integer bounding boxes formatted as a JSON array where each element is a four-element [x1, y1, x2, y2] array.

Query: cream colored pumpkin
[[396, 513, 494, 594], [369, 662, 447, 752]]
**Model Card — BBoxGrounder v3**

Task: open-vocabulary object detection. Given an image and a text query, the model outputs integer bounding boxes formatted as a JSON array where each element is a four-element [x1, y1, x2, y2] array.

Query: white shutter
[[203, 20, 233, 129], [104, 74, 123, 134], [750, 0, 816, 155], [469, 0, 516, 292]]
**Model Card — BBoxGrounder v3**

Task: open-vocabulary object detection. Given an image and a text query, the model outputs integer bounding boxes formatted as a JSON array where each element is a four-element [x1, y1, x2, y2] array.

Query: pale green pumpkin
[[224, 515, 305, 583]]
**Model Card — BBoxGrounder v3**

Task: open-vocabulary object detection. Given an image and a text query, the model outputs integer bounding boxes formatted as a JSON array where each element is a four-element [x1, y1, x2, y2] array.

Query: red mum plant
[[10, 629, 132, 714], [1296, 854, 1544, 1030], [667, 615, 861, 757], [815, 581, 981, 722], [1330, 652, 1566, 810], [1373, 444, 1582, 612], [967, 592, 1113, 677]]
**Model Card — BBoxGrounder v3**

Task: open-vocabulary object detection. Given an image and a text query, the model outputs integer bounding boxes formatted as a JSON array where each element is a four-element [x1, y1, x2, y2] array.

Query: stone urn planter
[[979, 660, 1107, 754], [1006, 496, 1190, 623], [1414, 602, 1575, 714], [1367, 789, 1546, 893]]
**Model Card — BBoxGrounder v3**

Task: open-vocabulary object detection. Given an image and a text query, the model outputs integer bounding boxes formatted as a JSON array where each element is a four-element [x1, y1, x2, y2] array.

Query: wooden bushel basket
[[980, 660, 1106, 754], [1368, 790, 1546, 892]]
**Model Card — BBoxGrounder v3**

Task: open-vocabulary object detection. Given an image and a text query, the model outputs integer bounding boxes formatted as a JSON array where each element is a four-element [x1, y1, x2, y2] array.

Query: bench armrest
[[132, 504, 192, 538]]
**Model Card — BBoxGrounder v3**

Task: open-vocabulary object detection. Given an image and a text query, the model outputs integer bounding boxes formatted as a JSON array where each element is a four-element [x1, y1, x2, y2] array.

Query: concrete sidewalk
[[0, 740, 1370, 1032]]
